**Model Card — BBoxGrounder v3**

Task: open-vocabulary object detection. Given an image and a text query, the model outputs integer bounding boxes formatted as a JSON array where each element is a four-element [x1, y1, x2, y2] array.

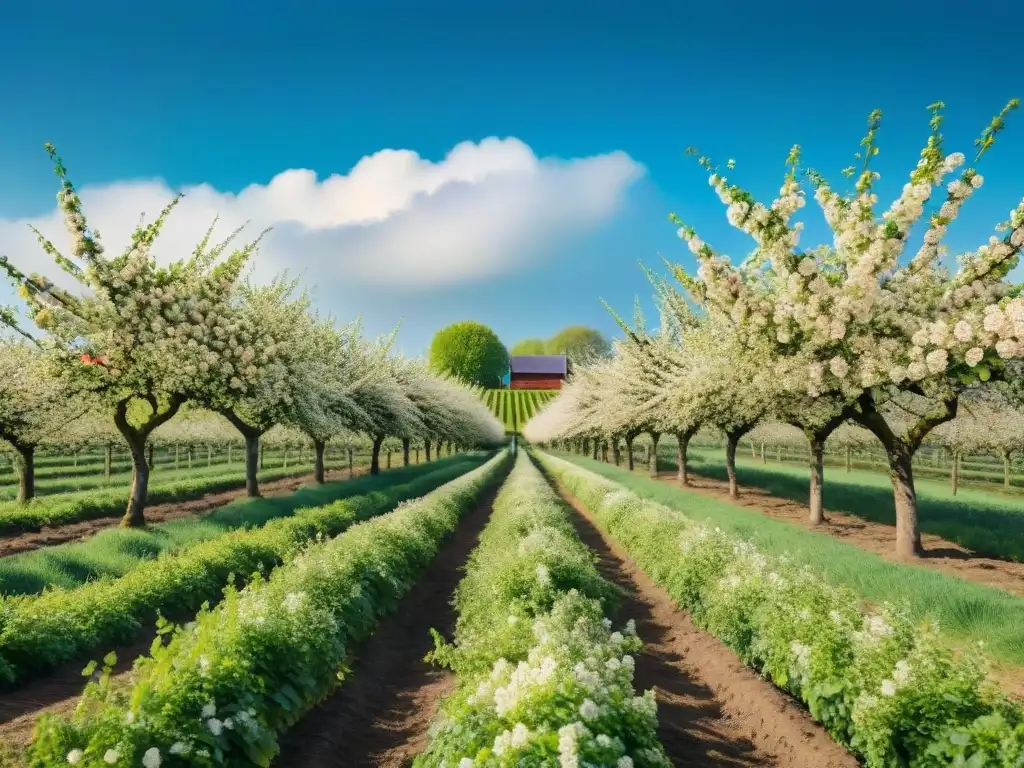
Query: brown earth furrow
[[274, 485, 500, 768], [556, 483, 859, 768]]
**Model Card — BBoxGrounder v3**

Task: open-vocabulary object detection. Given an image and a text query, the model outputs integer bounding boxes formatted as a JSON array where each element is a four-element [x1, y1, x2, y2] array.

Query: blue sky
[[1, 0, 1022, 355]]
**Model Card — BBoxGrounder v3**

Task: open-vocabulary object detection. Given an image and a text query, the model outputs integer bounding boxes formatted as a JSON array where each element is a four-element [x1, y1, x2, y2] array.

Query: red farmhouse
[[509, 355, 567, 390]]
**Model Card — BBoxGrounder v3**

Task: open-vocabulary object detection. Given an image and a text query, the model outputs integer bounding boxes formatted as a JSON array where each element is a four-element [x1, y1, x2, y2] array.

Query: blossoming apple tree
[[0, 339, 87, 501], [667, 101, 1024, 557], [0, 146, 265, 526]]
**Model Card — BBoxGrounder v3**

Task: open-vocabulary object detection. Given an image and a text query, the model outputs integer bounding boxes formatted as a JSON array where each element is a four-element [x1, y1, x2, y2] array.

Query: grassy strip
[[0, 460, 320, 502], [0, 456, 473, 596], [0, 456, 486, 688], [540, 451, 1024, 767], [27, 454, 508, 767], [669, 446, 1024, 561], [0, 463, 338, 535], [561, 453, 1024, 667], [415, 453, 669, 767]]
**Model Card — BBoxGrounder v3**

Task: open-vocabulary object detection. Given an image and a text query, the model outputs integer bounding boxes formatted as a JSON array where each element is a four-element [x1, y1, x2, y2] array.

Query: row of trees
[[0, 146, 504, 525], [525, 101, 1024, 559]]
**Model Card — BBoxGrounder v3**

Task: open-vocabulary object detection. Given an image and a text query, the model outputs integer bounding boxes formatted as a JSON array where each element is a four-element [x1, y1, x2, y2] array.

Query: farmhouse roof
[[509, 355, 567, 375]]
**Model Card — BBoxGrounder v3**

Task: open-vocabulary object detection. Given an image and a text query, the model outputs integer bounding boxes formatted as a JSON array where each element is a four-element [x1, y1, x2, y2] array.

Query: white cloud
[[0, 138, 644, 295]]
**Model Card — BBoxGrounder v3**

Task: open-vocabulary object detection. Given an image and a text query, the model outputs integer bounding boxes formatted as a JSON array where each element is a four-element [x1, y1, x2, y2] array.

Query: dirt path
[[556, 484, 858, 768], [0, 468, 367, 558], [651, 470, 1024, 599], [0, 629, 158, 753], [274, 486, 500, 768]]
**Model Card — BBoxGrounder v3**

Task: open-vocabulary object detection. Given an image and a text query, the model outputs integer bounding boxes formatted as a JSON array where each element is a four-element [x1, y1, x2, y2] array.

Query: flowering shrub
[[415, 454, 670, 767], [0, 457, 480, 687], [538, 451, 1024, 767], [22, 454, 506, 767]]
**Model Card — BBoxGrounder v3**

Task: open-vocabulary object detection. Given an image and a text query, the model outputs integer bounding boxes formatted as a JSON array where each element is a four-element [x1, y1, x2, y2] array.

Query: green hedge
[[0, 457, 484, 688], [27, 454, 507, 767], [539, 451, 1024, 768], [415, 453, 669, 767]]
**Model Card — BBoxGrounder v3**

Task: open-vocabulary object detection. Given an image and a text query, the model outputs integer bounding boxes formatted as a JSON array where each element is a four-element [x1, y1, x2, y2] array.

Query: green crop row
[[415, 453, 669, 767], [479, 389, 557, 433], [27, 454, 508, 767], [0, 456, 484, 688], [539, 451, 1024, 768]]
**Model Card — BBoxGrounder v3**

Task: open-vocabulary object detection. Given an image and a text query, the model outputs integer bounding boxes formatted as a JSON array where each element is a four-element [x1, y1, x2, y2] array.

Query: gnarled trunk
[[371, 435, 384, 475], [116, 395, 183, 527], [14, 444, 35, 503], [675, 429, 696, 487], [218, 409, 265, 498], [725, 433, 740, 498], [808, 438, 825, 525], [402, 438, 411, 467], [887, 444, 921, 558], [314, 439, 326, 484]]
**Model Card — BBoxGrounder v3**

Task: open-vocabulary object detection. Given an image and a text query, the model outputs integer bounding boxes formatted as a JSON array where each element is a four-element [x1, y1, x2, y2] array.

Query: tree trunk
[[14, 444, 35, 503], [951, 448, 960, 496], [415, 447, 420, 464], [808, 438, 826, 525], [446, 441, 452, 456], [675, 431, 693, 487], [845, 446, 852, 473], [104, 443, 112, 479], [402, 438, 411, 467], [725, 433, 740, 498], [386, 449, 392, 469], [283, 446, 289, 470], [371, 436, 384, 475], [187, 445, 193, 469], [244, 434, 261, 497], [348, 447, 354, 477], [749, 441, 756, 459], [776, 445, 782, 462], [592, 440, 599, 460], [760, 442, 766, 464], [625, 435, 635, 471], [228, 443, 233, 465], [73, 450, 79, 468], [259, 441, 265, 470], [649, 432, 660, 477], [601, 441, 608, 463], [612, 440, 621, 466], [121, 436, 150, 528], [887, 444, 922, 558], [1004, 450, 1013, 490], [314, 439, 326, 484], [174, 444, 180, 470], [206, 443, 212, 467], [425, 440, 433, 462]]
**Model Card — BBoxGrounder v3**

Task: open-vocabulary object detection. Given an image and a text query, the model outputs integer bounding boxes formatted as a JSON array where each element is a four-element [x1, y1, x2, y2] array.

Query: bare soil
[[653, 470, 1024, 599], [558, 483, 859, 768], [0, 468, 366, 558], [274, 486, 500, 768], [0, 629, 158, 753]]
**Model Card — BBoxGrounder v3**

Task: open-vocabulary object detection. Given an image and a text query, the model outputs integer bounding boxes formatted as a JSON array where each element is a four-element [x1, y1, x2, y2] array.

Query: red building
[[509, 355, 567, 390]]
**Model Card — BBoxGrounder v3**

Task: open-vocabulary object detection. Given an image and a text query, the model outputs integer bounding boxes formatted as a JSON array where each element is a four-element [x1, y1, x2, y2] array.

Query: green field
[[480, 388, 557, 433]]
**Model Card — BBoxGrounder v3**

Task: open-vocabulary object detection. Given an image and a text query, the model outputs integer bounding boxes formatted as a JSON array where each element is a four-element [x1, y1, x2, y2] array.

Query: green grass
[[0, 455, 476, 597], [556, 453, 1024, 669], [480, 389, 558, 433], [661, 445, 1024, 562]]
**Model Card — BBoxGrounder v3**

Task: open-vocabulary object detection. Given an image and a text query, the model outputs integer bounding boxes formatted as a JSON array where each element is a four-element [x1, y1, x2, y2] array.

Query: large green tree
[[509, 338, 547, 355], [545, 325, 611, 364], [429, 321, 509, 388]]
